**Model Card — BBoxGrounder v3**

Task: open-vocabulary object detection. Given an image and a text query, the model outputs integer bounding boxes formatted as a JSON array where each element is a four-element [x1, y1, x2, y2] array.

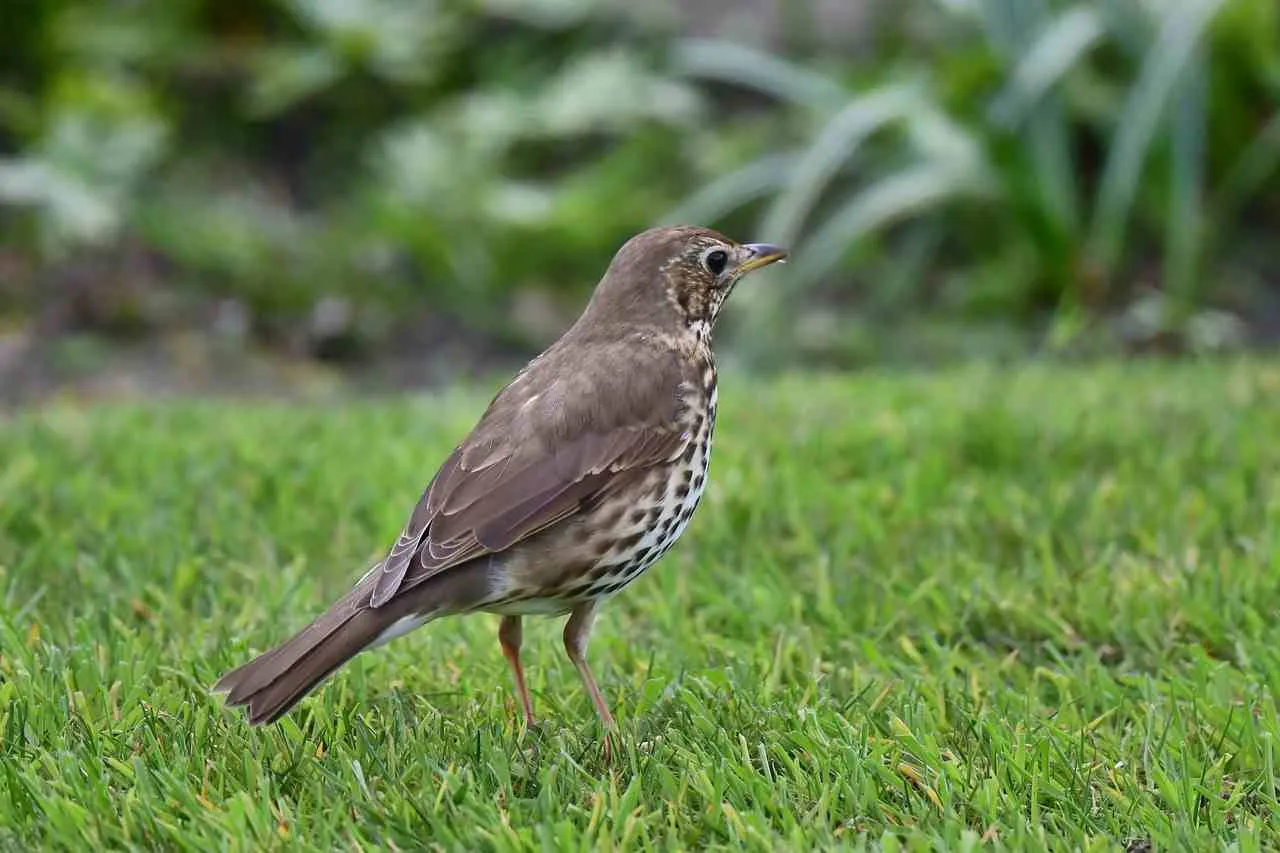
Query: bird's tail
[[213, 571, 413, 726], [214, 556, 493, 725]]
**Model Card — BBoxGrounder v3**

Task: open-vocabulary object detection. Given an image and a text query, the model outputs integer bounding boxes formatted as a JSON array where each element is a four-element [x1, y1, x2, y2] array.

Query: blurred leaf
[[1088, 0, 1228, 275], [662, 153, 796, 225], [789, 162, 992, 290], [135, 187, 308, 283], [988, 4, 1107, 126], [374, 120, 490, 209], [670, 38, 848, 111], [486, 181, 556, 226], [3, 0, 1277, 369], [903, 99, 986, 171], [1213, 110, 1280, 228], [450, 91, 534, 155], [1210, 0, 1280, 90], [0, 158, 115, 246], [761, 82, 926, 246], [286, 0, 453, 83], [986, 4, 1105, 240], [535, 49, 700, 135], [930, 0, 982, 17], [1164, 46, 1206, 309], [0, 86, 166, 253], [246, 47, 343, 117], [477, 0, 605, 28]]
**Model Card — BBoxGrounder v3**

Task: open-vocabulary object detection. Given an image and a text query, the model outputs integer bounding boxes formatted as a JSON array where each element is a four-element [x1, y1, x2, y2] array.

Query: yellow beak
[[736, 243, 789, 275]]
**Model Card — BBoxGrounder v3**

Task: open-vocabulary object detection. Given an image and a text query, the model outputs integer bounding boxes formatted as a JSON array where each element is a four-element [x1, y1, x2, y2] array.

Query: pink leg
[[499, 615, 535, 728], [563, 600, 616, 759]]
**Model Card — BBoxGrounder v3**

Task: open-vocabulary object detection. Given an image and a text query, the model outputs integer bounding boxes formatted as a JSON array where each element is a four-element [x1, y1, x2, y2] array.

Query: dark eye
[[703, 249, 728, 276]]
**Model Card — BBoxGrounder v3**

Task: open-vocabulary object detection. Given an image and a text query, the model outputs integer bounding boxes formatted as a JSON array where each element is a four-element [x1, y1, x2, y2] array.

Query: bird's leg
[[498, 615, 535, 728], [563, 600, 617, 760]]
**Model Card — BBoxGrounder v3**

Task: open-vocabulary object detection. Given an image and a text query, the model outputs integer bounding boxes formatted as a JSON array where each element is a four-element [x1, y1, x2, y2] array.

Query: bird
[[212, 225, 788, 752]]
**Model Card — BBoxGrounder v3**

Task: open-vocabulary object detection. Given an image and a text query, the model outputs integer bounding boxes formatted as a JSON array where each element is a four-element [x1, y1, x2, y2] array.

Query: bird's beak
[[736, 243, 789, 275]]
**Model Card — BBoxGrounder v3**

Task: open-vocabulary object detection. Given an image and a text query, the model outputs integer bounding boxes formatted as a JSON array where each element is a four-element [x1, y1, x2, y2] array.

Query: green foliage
[[2, 361, 1280, 848], [1, 0, 1278, 367], [672, 0, 1280, 363], [0, 0, 714, 351]]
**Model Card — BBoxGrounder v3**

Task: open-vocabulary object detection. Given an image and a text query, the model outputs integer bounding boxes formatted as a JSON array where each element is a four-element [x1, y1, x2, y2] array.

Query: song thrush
[[213, 225, 787, 746]]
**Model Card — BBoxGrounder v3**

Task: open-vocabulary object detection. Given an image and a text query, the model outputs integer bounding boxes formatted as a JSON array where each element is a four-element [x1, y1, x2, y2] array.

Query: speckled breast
[[575, 381, 717, 599], [482, 370, 719, 616]]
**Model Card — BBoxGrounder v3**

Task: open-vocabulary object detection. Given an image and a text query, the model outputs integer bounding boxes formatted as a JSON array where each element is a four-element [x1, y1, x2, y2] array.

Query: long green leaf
[[787, 163, 990, 290], [988, 5, 1108, 127], [989, 3, 1105, 241], [1087, 0, 1227, 276], [961, 0, 1082, 240], [974, 0, 1033, 57], [761, 83, 925, 247], [659, 153, 796, 227], [904, 101, 986, 172], [1213, 110, 1280, 231], [669, 38, 848, 111], [1164, 47, 1206, 309]]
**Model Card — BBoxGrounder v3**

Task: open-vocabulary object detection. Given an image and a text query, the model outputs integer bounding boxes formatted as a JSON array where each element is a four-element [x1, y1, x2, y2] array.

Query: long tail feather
[[213, 581, 393, 724], [214, 558, 492, 725]]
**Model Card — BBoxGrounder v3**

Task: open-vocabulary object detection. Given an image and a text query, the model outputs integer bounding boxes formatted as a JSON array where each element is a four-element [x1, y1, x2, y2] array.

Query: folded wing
[[370, 344, 690, 608]]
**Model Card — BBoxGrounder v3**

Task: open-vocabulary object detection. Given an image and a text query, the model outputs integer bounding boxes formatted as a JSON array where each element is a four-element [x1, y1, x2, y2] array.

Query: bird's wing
[[369, 344, 692, 608]]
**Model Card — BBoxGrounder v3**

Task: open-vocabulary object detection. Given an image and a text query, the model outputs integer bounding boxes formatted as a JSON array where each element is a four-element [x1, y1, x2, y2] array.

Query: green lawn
[[2, 360, 1279, 851]]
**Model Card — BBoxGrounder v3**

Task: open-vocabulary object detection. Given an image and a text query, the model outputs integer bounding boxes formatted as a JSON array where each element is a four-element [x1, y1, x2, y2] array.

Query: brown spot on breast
[[630, 508, 648, 525], [675, 483, 690, 499], [602, 505, 626, 529], [556, 560, 595, 585]]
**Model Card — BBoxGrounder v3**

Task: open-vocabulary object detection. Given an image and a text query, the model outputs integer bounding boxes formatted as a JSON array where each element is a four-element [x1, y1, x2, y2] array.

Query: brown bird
[[213, 225, 787, 749]]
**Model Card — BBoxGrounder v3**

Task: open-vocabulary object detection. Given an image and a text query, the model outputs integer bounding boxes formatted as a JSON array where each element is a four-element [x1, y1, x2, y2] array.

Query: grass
[[2, 359, 1279, 851]]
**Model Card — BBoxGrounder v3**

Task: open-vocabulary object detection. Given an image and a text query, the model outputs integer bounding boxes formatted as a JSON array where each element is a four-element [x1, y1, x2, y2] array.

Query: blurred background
[[1, 0, 1277, 404]]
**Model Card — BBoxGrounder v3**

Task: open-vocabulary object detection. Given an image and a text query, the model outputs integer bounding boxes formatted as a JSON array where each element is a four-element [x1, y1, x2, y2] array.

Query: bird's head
[[579, 225, 788, 339]]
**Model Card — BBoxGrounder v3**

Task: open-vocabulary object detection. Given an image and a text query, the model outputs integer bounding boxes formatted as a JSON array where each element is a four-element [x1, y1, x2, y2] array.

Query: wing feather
[[369, 345, 691, 608]]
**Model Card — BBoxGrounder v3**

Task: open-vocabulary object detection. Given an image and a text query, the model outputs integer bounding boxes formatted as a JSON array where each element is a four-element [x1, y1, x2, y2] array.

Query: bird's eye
[[703, 249, 728, 276]]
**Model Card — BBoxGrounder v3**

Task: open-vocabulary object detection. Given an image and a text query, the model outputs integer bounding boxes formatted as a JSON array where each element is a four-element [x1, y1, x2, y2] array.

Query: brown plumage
[[212, 225, 787, 745]]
